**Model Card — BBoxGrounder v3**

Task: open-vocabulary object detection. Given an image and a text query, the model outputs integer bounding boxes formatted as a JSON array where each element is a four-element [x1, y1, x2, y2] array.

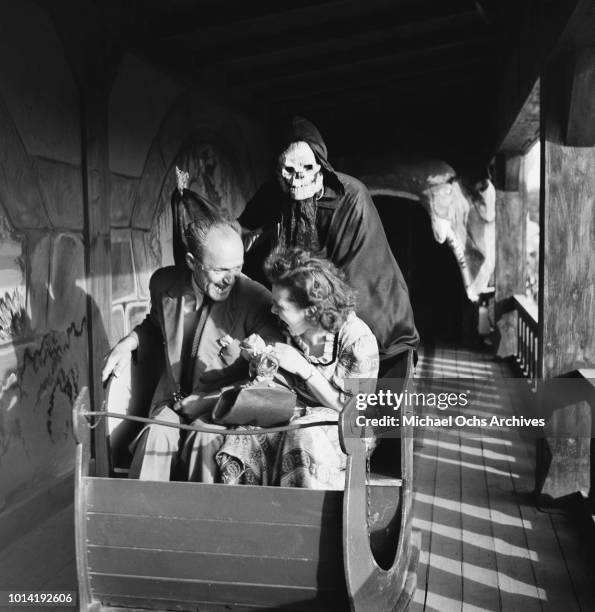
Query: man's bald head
[[201, 224, 244, 267], [185, 215, 243, 262], [185, 216, 245, 301]]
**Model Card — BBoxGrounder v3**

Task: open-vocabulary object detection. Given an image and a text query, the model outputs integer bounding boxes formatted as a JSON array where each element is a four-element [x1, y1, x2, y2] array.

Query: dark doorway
[[374, 195, 468, 345]]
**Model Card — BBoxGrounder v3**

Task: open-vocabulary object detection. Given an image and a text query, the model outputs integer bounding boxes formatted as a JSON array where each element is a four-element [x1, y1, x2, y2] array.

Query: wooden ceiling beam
[[498, 80, 540, 153], [264, 59, 493, 114], [231, 36, 502, 97], [98, 0, 344, 38], [213, 11, 483, 73], [491, 0, 592, 155], [155, 0, 402, 46]]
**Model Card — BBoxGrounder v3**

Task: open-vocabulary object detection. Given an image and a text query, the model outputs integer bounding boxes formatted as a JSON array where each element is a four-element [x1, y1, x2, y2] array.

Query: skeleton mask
[[277, 141, 323, 201]]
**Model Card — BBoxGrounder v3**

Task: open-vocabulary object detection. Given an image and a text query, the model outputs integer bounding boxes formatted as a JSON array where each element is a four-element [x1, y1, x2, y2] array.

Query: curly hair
[[264, 248, 356, 333]]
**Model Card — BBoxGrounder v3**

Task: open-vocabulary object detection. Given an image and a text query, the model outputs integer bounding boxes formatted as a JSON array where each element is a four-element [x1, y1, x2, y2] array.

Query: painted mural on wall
[[107, 76, 270, 348], [110, 226, 153, 344], [0, 219, 91, 501], [0, 10, 271, 507], [0, 211, 27, 344], [151, 141, 238, 263], [0, 0, 91, 505], [110, 137, 256, 345], [177, 142, 231, 208]]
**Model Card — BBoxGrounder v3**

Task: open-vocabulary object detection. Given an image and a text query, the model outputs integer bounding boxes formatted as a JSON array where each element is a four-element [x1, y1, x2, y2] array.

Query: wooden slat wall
[[99, 599, 283, 612], [91, 575, 340, 610], [86, 514, 340, 560], [87, 478, 340, 524], [84, 478, 348, 610], [494, 152, 526, 358], [541, 60, 595, 378], [536, 48, 595, 499], [87, 547, 343, 586], [97, 594, 333, 612]]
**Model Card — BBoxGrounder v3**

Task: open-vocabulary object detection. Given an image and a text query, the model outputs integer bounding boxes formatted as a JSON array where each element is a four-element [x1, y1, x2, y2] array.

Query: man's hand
[[101, 334, 138, 383], [176, 392, 218, 421], [272, 342, 311, 378]]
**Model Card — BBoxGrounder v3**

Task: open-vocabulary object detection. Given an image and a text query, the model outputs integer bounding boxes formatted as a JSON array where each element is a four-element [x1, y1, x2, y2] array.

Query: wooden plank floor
[[0, 504, 77, 612], [411, 345, 595, 612], [1, 344, 594, 612]]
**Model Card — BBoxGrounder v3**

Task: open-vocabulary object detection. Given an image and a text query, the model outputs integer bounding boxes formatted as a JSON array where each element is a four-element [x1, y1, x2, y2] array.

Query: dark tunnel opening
[[373, 195, 472, 347]]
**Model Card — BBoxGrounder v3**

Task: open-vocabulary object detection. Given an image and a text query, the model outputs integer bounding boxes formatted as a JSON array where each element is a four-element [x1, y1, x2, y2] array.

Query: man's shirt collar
[[185, 276, 205, 312]]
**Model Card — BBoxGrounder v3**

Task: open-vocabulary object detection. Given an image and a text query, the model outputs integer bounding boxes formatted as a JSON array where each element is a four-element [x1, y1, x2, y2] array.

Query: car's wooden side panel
[[74, 349, 417, 611], [78, 476, 347, 610], [341, 349, 418, 612]]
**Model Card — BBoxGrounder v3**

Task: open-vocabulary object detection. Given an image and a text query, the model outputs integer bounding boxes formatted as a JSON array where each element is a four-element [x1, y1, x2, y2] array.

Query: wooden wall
[[0, 1, 271, 519], [541, 52, 595, 377], [494, 153, 526, 357], [107, 60, 271, 345], [0, 1, 89, 509], [541, 144, 595, 377], [537, 49, 595, 499]]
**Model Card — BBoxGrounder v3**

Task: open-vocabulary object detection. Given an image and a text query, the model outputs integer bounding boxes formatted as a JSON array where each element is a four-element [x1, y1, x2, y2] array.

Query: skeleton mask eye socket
[[277, 141, 323, 201]]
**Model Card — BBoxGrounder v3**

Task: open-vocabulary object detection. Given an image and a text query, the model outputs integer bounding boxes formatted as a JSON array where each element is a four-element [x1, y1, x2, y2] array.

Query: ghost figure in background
[[421, 173, 495, 302], [276, 141, 324, 201], [344, 153, 496, 303]]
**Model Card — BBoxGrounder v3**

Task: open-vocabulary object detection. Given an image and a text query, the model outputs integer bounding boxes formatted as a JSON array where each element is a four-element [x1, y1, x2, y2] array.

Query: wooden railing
[[513, 294, 539, 381]]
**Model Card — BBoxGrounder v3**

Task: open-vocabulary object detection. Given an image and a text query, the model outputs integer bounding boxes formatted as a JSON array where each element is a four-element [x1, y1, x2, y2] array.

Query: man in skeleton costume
[[240, 117, 418, 373]]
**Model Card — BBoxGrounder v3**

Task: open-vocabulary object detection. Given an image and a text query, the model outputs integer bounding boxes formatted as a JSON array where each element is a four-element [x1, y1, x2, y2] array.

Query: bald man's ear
[[185, 252, 195, 270]]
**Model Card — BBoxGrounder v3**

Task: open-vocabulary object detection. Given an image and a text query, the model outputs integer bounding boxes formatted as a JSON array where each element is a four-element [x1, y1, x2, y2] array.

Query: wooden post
[[80, 35, 112, 478], [537, 48, 595, 500], [494, 152, 526, 358], [72, 387, 93, 610], [45, 1, 118, 476], [564, 47, 595, 146]]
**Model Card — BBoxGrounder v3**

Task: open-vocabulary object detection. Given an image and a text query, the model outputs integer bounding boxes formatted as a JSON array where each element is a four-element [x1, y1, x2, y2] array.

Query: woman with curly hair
[[216, 248, 379, 489]]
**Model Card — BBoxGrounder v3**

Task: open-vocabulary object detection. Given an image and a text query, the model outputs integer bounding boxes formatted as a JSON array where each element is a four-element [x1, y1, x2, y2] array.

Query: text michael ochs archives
[[353, 390, 545, 428]]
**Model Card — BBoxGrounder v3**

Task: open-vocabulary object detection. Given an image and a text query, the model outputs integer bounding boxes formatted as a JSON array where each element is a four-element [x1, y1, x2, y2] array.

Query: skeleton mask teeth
[[277, 141, 324, 201]]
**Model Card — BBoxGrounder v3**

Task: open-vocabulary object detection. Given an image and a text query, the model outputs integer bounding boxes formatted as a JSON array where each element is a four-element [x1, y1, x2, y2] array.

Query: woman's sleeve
[[331, 331, 380, 404]]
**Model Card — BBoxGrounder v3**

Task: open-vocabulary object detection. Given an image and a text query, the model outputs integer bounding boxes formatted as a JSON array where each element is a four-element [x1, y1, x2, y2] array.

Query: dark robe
[[171, 188, 220, 268], [240, 171, 419, 359]]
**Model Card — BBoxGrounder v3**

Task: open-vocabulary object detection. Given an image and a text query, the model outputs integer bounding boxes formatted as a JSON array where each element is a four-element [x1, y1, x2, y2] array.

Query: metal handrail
[[83, 410, 338, 435]]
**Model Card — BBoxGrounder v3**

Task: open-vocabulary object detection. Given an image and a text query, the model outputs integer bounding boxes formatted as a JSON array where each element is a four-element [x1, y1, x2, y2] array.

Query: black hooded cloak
[[171, 188, 220, 268], [240, 118, 419, 358]]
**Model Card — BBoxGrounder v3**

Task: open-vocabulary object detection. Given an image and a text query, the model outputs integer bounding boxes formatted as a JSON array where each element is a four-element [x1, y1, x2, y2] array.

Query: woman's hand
[[272, 342, 311, 378], [240, 333, 266, 360]]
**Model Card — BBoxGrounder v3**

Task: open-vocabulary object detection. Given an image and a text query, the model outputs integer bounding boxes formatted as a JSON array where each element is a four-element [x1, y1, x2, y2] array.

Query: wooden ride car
[[72, 348, 419, 611]]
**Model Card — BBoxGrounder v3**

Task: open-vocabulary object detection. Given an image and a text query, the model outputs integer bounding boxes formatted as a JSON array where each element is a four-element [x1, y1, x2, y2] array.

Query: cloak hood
[[279, 117, 345, 196]]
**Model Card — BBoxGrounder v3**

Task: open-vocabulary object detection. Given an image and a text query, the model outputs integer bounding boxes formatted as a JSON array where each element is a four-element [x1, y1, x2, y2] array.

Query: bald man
[[102, 215, 281, 481]]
